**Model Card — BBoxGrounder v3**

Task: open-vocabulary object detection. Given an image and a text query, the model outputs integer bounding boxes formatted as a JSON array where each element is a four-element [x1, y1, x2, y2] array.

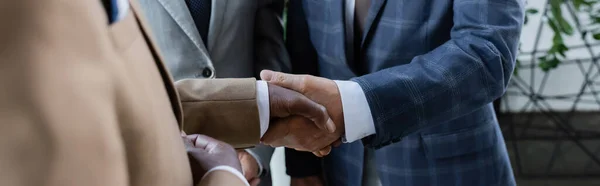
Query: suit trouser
[[362, 148, 382, 186]]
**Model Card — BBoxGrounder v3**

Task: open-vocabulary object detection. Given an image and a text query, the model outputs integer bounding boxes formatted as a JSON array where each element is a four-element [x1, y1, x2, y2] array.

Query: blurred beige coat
[[0, 0, 261, 186]]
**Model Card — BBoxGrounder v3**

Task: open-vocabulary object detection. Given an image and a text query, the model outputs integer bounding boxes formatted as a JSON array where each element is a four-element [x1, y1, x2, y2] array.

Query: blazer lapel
[[130, 0, 184, 127], [207, 0, 227, 53], [361, 0, 387, 48], [156, 0, 210, 54]]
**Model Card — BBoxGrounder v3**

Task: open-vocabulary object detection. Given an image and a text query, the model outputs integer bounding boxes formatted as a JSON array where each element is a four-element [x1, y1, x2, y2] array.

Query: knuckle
[[273, 74, 286, 83], [218, 142, 234, 151], [319, 105, 328, 115], [298, 76, 309, 92], [298, 138, 311, 149]]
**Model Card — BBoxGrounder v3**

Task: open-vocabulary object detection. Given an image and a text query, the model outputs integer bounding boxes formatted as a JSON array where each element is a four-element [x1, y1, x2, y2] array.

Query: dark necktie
[[186, 0, 211, 46], [353, 0, 372, 74]]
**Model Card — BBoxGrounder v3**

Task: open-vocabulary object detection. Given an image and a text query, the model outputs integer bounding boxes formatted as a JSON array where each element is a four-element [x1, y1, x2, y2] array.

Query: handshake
[[260, 70, 345, 157], [182, 70, 346, 185]]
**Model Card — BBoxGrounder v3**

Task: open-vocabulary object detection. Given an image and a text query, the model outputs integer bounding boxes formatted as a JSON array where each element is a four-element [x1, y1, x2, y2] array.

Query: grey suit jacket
[[138, 0, 289, 185], [139, 0, 290, 79]]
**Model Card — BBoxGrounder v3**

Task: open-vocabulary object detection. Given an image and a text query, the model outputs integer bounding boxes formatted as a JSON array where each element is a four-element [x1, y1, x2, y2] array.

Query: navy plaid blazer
[[285, 0, 525, 185]]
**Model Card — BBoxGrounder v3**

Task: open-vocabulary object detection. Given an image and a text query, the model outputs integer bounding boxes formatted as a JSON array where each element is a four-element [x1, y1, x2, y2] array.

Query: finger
[[188, 134, 220, 150], [238, 151, 256, 180], [312, 151, 325, 157], [183, 134, 200, 148], [317, 146, 332, 156], [186, 145, 209, 159], [260, 70, 305, 91], [288, 95, 336, 133], [249, 178, 261, 186], [237, 150, 247, 162], [332, 139, 343, 147]]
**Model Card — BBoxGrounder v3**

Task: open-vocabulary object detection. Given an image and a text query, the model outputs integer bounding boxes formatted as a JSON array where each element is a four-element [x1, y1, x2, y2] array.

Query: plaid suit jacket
[[285, 0, 525, 185]]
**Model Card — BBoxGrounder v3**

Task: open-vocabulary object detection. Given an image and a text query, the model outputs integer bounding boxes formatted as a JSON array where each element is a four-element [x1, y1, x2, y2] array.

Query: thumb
[[260, 70, 306, 93], [259, 70, 275, 81], [191, 134, 222, 151], [249, 178, 261, 186]]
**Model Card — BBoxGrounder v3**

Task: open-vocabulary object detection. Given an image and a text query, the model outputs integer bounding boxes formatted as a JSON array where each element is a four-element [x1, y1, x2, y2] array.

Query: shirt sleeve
[[334, 80, 376, 143], [256, 80, 270, 138], [202, 166, 250, 186]]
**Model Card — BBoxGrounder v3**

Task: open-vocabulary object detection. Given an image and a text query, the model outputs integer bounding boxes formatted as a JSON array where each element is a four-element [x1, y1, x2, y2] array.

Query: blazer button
[[200, 68, 213, 78]]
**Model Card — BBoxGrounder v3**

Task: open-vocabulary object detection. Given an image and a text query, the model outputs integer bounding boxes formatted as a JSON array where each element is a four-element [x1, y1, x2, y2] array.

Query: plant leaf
[[552, 33, 564, 45], [548, 18, 561, 33], [526, 8, 539, 14], [558, 17, 574, 35], [574, 0, 584, 10], [593, 33, 600, 40], [557, 44, 568, 57], [538, 57, 560, 71], [549, 0, 574, 35]]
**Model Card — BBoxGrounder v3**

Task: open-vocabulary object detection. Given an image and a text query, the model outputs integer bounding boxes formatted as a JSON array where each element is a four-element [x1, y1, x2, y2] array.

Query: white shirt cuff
[[334, 80, 376, 143], [202, 166, 250, 186], [244, 149, 264, 177], [256, 81, 270, 138]]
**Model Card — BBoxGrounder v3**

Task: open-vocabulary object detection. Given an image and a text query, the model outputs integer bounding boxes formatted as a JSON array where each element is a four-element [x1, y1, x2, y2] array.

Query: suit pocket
[[421, 122, 497, 159]]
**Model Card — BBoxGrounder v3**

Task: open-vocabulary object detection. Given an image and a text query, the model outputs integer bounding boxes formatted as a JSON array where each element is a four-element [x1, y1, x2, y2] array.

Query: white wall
[[503, 0, 600, 112]]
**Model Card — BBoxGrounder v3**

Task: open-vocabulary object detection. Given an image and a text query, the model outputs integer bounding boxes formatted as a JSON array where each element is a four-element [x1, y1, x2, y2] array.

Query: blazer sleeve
[[197, 170, 247, 186], [354, 0, 525, 148], [176, 78, 261, 149], [253, 0, 292, 75]]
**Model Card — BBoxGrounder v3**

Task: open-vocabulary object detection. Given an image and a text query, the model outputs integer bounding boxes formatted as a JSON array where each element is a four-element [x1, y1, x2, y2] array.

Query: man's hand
[[261, 70, 345, 156], [183, 134, 242, 184], [266, 83, 338, 156], [268, 83, 336, 133], [237, 150, 261, 186], [291, 176, 325, 186], [261, 116, 339, 156]]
